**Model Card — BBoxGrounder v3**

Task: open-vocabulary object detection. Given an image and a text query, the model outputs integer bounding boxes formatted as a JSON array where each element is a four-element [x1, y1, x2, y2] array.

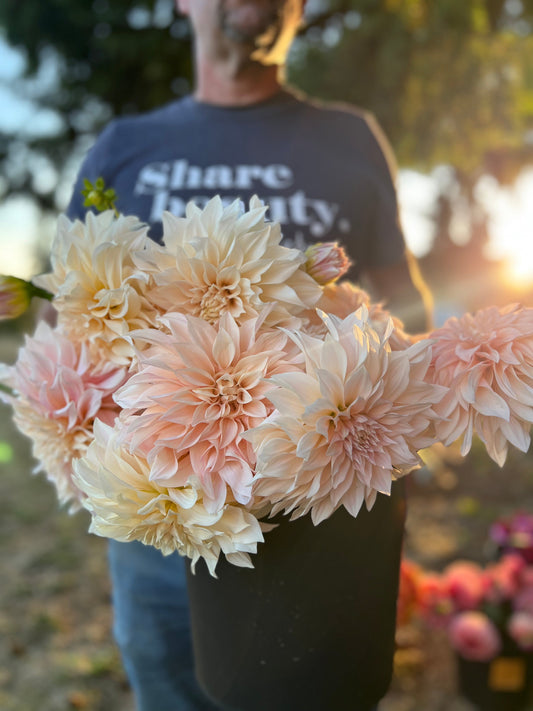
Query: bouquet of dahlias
[[418, 554, 533, 661], [2, 193, 533, 577]]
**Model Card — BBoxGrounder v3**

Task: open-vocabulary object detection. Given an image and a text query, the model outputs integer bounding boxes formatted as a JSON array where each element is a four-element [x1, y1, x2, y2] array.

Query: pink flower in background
[[397, 559, 422, 626], [247, 308, 445, 524], [304, 242, 351, 285], [508, 611, 533, 651], [449, 611, 502, 661], [429, 304, 533, 466], [0, 321, 127, 509], [490, 512, 533, 563], [73, 420, 265, 576], [514, 584, 533, 616], [443, 561, 486, 611], [417, 573, 454, 627], [485, 553, 526, 603], [115, 311, 300, 511]]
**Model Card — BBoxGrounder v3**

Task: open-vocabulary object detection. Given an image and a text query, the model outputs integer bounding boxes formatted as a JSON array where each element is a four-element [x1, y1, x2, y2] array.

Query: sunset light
[[477, 169, 533, 293]]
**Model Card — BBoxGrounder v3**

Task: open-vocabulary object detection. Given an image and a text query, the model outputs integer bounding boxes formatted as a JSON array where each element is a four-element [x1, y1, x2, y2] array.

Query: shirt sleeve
[[359, 112, 407, 270]]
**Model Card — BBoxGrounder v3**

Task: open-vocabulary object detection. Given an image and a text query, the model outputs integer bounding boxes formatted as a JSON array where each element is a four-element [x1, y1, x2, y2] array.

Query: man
[[67, 1, 429, 709]]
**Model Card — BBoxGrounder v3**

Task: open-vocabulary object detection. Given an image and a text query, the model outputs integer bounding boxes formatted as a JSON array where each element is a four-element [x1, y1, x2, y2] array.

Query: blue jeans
[[108, 540, 380, 711], [108, 540, 220, 711]]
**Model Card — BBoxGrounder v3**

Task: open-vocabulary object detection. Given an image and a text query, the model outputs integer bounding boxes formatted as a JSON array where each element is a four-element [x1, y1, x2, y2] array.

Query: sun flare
[[482, 170, 533, 292]]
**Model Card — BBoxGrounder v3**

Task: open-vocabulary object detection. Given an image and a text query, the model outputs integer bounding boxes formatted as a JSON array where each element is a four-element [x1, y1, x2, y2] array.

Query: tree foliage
[[290, 0, 533, 179], [0, 0, 192, 210]]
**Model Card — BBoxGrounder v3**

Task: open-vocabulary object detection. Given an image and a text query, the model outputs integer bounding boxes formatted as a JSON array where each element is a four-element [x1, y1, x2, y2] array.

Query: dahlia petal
[[499, 420, 530, 453], [473, 387, 511, 419], [341, 483, 366, 519]]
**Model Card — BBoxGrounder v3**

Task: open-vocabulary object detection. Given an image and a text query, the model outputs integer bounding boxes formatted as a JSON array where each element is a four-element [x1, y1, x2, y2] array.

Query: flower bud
[[304, 242, 351, 285], [0, 276, 32, 320]]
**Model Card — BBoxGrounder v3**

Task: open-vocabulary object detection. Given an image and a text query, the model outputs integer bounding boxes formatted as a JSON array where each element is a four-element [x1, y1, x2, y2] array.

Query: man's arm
[[361, 252, 433, 335]]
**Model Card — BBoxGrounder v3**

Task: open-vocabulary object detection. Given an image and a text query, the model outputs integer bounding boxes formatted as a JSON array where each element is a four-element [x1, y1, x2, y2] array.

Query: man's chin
[[220, 2, 280, 43]]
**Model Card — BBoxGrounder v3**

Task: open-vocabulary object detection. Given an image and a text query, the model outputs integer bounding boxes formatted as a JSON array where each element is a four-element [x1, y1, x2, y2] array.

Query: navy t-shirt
[[67, 90, 406, 281]]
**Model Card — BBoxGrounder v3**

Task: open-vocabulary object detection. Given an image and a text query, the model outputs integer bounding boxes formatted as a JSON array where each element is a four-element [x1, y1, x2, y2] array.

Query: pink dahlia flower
[[0, 321, 127, 509], [73, 420, 265, 576], [115, 311, 300, 512], [449, 611, 501, 661], [429, 304, 533, 466], [304, 281, 412, 350], [508, 611, 533, 651], [247, 308, 445, 524]]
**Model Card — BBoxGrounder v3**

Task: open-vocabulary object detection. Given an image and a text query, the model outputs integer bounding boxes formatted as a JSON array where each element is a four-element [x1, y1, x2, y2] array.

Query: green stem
[[30, 285, 54, 301]]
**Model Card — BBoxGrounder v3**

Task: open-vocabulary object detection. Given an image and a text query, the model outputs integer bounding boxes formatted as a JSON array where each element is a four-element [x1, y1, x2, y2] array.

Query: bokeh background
[[1, 1, 533, 709]]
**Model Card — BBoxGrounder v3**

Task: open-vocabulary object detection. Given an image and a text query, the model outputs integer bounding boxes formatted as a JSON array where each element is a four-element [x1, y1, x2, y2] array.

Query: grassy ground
[[2, 328, 533, 711]]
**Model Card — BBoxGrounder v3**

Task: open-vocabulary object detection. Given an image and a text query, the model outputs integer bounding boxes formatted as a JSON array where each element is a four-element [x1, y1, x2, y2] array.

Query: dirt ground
[[2, 329, 533, 711]]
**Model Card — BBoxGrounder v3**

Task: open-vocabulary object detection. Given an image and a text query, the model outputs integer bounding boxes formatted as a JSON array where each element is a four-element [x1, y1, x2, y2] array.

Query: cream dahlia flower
[[303, 281, 412, 350], [0, 322, 127, 509], [138, 196, 322, 327], [246, 308, 445, 524], [429, 304, 533, 466], [73, 420, 265, 576], [34, 211, 161, 365], [115, 311, 300, 512]]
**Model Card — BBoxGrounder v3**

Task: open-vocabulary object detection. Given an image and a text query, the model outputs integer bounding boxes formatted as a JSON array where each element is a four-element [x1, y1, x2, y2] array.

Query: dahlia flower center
[[92, 286, 130, 319], [196, 283, 241, 322], [196, 372, 252, 416], [215, 373, 241, 403], [330, 415, 383, 462], [459, 332, 501, 364]]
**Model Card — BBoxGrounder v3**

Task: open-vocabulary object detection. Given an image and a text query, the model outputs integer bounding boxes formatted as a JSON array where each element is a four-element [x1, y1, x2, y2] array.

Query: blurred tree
[[290, 0, 533, 179], [0, 0, 192, 211], [1, 0, 533, 220], [288, 0, 533, 259]]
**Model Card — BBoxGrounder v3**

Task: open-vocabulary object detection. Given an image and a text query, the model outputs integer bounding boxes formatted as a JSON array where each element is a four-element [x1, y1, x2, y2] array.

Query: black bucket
[[186, 480, 406, 711]]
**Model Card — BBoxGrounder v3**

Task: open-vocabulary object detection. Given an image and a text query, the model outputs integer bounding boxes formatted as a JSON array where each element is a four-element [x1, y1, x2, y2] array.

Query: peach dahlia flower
[[139, 196, 322, 328], [429, 304, 533, 466], [73, 420, 265, 576], [0, 322, 127, 509], [247, 308, 445, 524], [303, 281, 412, 350], [34, 211, 161, 365], [115, 311, 300, 512]]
